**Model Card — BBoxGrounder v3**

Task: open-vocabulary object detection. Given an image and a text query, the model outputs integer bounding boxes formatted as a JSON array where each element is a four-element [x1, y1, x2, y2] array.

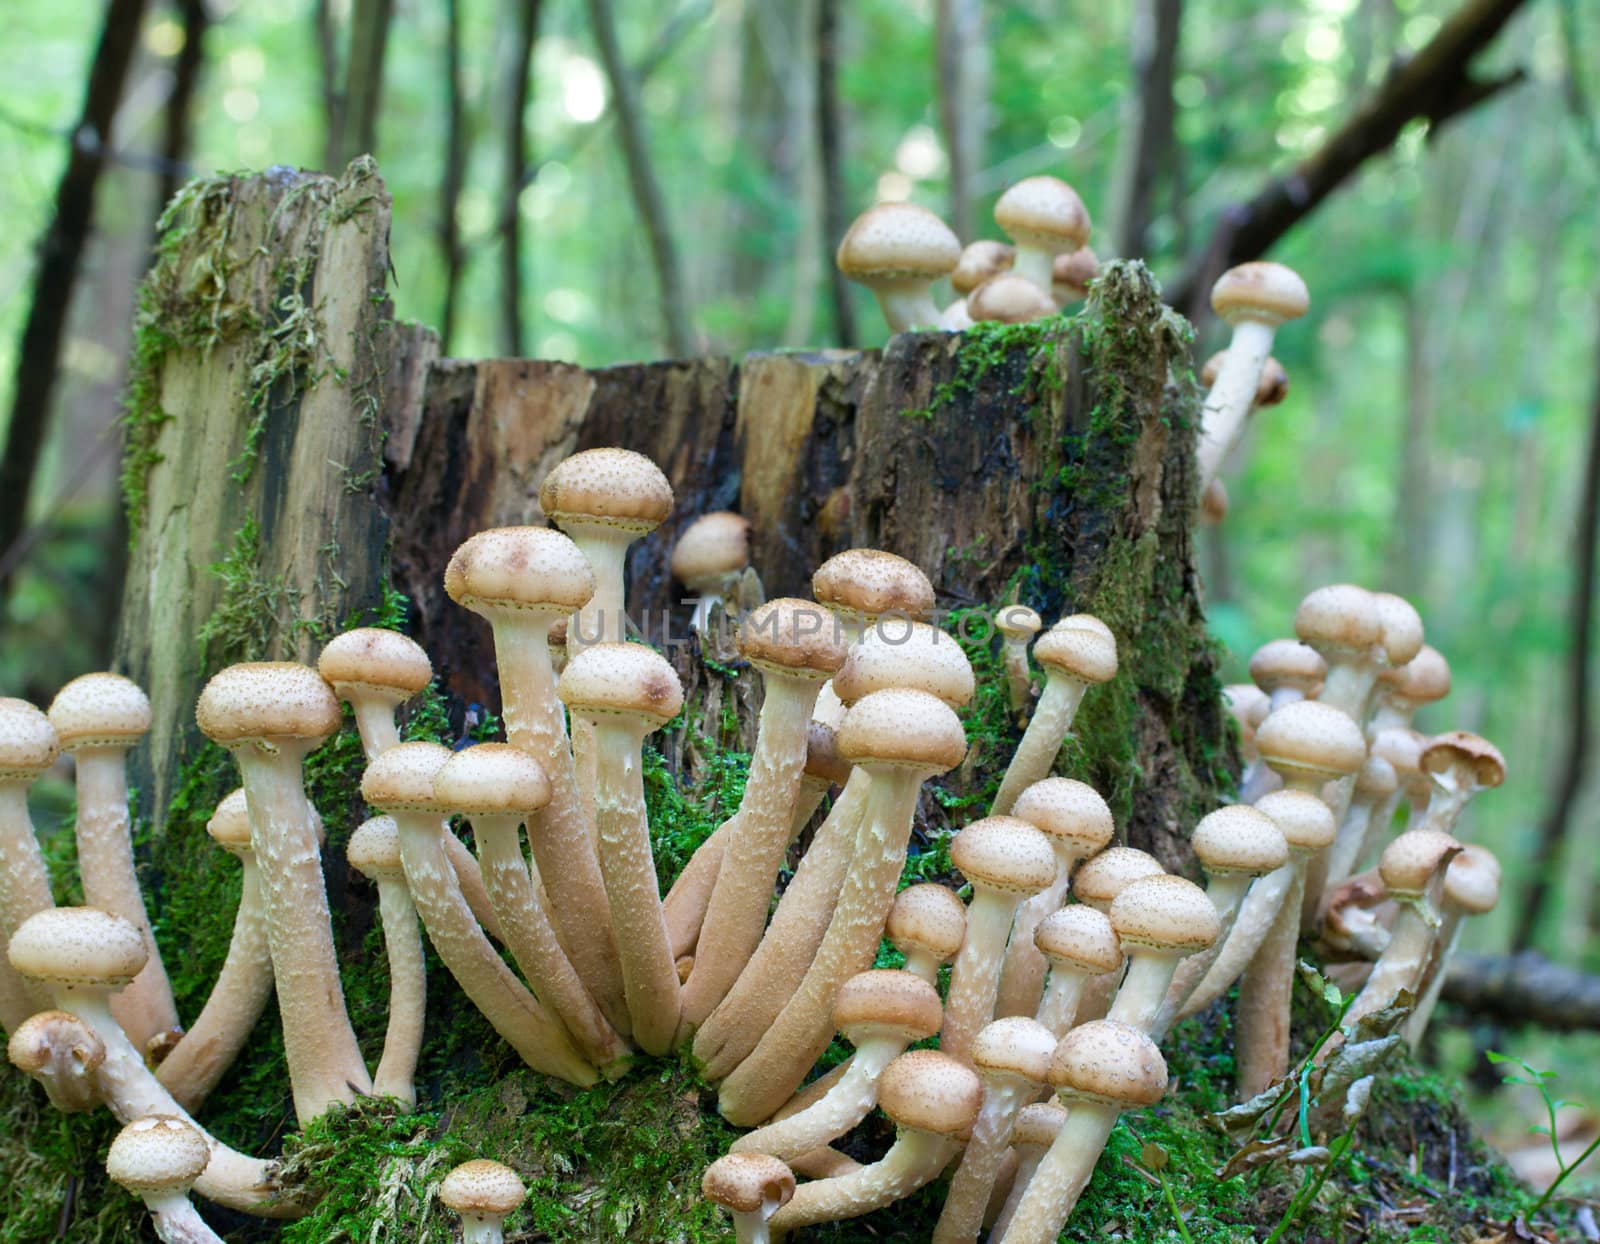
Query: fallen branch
[[1442, 951, 1600, 1032]]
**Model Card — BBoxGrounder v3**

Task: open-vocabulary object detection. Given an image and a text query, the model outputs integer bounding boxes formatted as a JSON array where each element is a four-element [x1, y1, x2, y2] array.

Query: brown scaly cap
[[1210, 261, 1310, 326], [995, 605, 1043, 641], [346, 816, 405, 883], [876, 1049, 983, 1135], [1377, 644, 1451, 709], [1109, 874, 1220, 952], [206, 789, 253, 854], [195, 663, 341, 749], [0, 697, 60, 778], [359, 741, 454, 814], [887, 884, 967, 965], [539, 448, 673, 535], [1253, 789, 1338, 853], [8, 907, 148, 988], [971, 1016, 1057, 1086], [1052, 246, 1099, 301], [831, 969, 943, 1043], [836, 204, 962, 284], [1012, 1102, 1067, 1149], [1071, 847, 1164, 911], [951, 240, 1014, 295], [835, 688, 968, 775], [950, 816, 1058, 897], [812, 549, 935, 624], [993, 177, 1092, 253], [433, 743, 552, 817], [558, 642, 684, 728], [739, 598, 849, 681], [1034, 905, 1123, 975], [1200, 352, 1289, 406], [444, 527, 595, 617], [804, 719, 852, 788], [1444, 845, 1501, 914], [1293, 584, 1382, 656], [7, 1010, 105, 1079], [1371, 593, 1425, 668], [47, 674, 151, 751], [105, 1116, 212, 1195], [1254, 700, 1367, 785], [671, 512, 751, 585], [832, 622, 975, 709], [1034, 615, 1118, 684], [1421, 731, 1505, 790], [1190, 805, 1288, 877], [1012, 778, 1115, 857], [968, 274, 1056, 324], [1379, 829, 1462, 897], [439, 1159, 528, 1218], [1048, 1018, 1168, 1107], [703, 1153, 796, 1215], [1248, 640, 1326, 699], [316, 628, 432, 703]]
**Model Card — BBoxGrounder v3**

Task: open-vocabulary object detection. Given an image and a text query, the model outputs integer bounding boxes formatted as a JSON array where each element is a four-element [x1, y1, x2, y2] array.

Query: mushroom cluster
[[2, 427, 1501, 1239]]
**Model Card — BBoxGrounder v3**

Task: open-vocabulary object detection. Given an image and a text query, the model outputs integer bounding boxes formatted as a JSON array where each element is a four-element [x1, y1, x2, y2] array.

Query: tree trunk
[[1110, 0, 1182, 260], [816, 0, 857, 347], [438, 0, 467, 351], [497, 0, 541, 356]]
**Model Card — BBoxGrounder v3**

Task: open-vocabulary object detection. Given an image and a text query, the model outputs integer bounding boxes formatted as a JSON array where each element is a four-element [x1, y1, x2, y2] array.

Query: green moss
[[901, 315, 1069, 424]]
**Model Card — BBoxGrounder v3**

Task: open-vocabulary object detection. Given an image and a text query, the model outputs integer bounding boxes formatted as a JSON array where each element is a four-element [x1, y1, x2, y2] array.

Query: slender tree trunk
[[1111, 0, 1182, 259], [934, 0, 984, 242], [342, 0, 393, 162], [781, 0, 820, 347], [584, 0, 696, 357], [1512, 300, 1600, 951], [156, 0, 208, 213], [314, 0, 344, 172], [1387, 289, 1434, 595], [816, 0, 856, 347], [0, 0, 149, 597], [438, 0, 467, 351], [498, 0, 541, 356]]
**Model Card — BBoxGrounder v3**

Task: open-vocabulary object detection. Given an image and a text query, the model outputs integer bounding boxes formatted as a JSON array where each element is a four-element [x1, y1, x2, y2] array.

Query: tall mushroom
[[702, 1153, 796, 1244], [671, 511, 752, 638], [1292, 584, 1383, 720], [1404, 844, 1500, 1046], [1199, 350, 1289, 411], [105, 1115, 227, 1244], [836, 203, 962, 333], [1033, 904, 1123, 1036], [0, 697, 58, 1027], [558, 642, 685, 1054], [992, 176, 1091, 293], [1321, 752, 1399, 895], [195, 662, 370, 1120], [47, 673, 177, 1049], [439, 1159, 527, 1244], [345, 816, 425, 1106]]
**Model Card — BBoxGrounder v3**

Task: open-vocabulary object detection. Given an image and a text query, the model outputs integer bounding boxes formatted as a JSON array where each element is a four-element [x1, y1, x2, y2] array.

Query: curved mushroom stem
[[664, 824, 729, 959], [1343, 888, 1447, 1033], [155, 857, 272, 1111], [1177, 866, 1295, 1021], [731, 1038, 902, 1160], [990, 676, 1088, 816], [369, 876, 425, 1105], [767, 1127, 961, 1232], [935, 1081, 1033, 1244], [1196, 317, 1275, 493], [1000, 1101, 1120, 1244], [1151, 874, 1253, 1039]]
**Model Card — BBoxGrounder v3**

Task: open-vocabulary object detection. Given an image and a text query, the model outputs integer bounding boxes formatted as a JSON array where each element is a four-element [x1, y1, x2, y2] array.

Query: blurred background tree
[[2, 0, 1599, 1180]]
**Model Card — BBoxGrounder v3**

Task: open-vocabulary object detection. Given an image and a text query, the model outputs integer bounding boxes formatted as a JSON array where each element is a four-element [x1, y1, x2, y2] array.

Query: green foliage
[[1485, 1049, 1600, 1215]]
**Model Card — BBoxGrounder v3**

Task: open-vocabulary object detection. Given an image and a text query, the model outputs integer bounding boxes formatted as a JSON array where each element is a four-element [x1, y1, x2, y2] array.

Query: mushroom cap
[[1190, 805, 1288, 877], [558, 642, 684, 729], [739, 598, 849, 681], [876, 1049, 983, 1136], [832, 969, 944, 1044], [347, 815, 405, 882], [703, 1152, 796, 1215], [434, 743, 552, 817], [47, 674, 151, 751], [1421, 731, 1506, 789], [7, 1009, 105, 1077], [835, 688, 967, 775], [1379, 829, 1462, 896], [1444, 845, 1501, 914], [1254, 700, 1367, 785], [1222, 684, 1271, 735], [1048, 1019, 1168, 1107], [950, 240, 1014, 295], [1109, 874, 1220, 953], [1200, 479, 1229, 526], [836, 204, 962, 285], [359, 740, 454, 814], [195, 663, 341, 750], [993, 177, 1092, 254], [812, 549, 935, 624], [671, 512, 751, 585], [1209, 261, 1310, 326], [887, 884, 967, 964], [967, 274, 1056, 324], [971, 1016, 1058, 1086], [539, 448, 673, 536], [804, 719, 853, 788], [105, 1116, 211, 1195], [1051, 246, 1099, 301], [1199, 352, 1289, 407], [9, 907, 148, 988], [1354, 755, 1398, 800], [1033, 615, 1118, 684], [1012, 778, 1115, 858], [1012, 1101, 1068, 1150], [831, 621, 975, 709], [1377, 644, 1451, 709], [444, 526, 595, 618], [1371, 593, 1425, 667], [316, 628, 433, 703], [1248, 640, 1326, 699], [1252, 789, 1338, 853], [439, 1159, 527, 1218], [1371, 728, 1424, 781], [950, 816, 1058, 897], [1034, 904, 1123, 975], [1071, 847, 1164, 911], [0, 698, 58, 779], [996, 604, 1043, 641], [206, 789, 253, 854], [1293, 584, 1382, 657]]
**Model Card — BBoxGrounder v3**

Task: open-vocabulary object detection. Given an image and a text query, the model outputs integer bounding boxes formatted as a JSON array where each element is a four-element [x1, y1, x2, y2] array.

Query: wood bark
[[438, 0, 467, 351]]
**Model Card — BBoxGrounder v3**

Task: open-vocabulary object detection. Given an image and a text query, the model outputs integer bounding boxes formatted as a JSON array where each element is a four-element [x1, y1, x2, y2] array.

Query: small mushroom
[[968, 274, 1057, 324], [439, 1159, 527, 1244], [703, 1153, 796, 1244], [1292, 585, 1384, 720], [1106, 874, 1219, 1031], [992, 176, 1091, 293], [996, 605, 1044, 717], [990, 1102, 1066, 1239], [7, 1009, 104, 1112], [1415, 731, 1506, 836], [671, 511, 752, 637], [1248, 639, 1326, 713], [1032, 905, 1123, 1037], [886, 883, 967, 984], [1404, 844, 1500, 1046], [105, 1115, 226, 1244], [941, 240, 1015, 328], [1369, 644, 1451, 736], [1051, 246, 1099, 307], [346, 816, 426, 1106], [836, 203, 962, 333]]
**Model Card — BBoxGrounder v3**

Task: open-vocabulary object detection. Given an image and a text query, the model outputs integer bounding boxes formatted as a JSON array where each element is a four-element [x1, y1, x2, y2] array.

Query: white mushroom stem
[[0, 777, 55, 944], [943, 890, 1030, 1062], [1177, 865, 1296, 1021], [487, 615, 625, 1033], [1233, 867, 1306, 1097], [133, 1188, 228, 1244], [1323, 782, 1398, 897], [1152, 873, 1255, 1039], [0, 948, 41, 1031], [368, 875, 425, 1105], [1344, 887, 1447, 1032], [767, 1125, 961, 1232], [471, 811, 629, 1073], [71, 747, 179, 1047], [392, 809, 597, 1084], [999, 1100, 1121, 1244], [1036, 964, 1097, 1038], [871, 281, 947, 334], [1109, 947, 1191, 1033], [1196, 318, 1275, 493], [991, 1143, 1048, 1241], [1403, 903, 1471, 1047], [731, 1036, 904, 1161], [990, 676, 1089, 816], [1002, 638, 1033, 716], [664, 825, 729, 959], [934, 1080, 1034, 1244], [232, 749, 371, 1119], [566, 530, 634, 653], [997, 849, 1084, 1020], [155, 859, 272, 1110]]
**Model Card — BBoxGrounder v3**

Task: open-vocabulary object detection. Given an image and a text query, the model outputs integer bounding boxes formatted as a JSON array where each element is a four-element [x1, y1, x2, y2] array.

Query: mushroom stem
[[989, 677, 1087, 816], [934, 1080, 1033, 1244], [998, 1100, 1120, 1244], [943, 872, 1051, 1061], [732, 1039, 901, 1160], [369, 877, 425, 1105], [664, 823, 728, 958], [1036, 968, 1092, 1037], [0, 779, 54, 939], [1196, 317, 1275, 492], [1009, 247, 1055, 294], [1233, 867, 1305, 1097], [1176, 865, 1295, 1021], [1344, 889, 1445, 1031], [134, 1190, 227, 1244], [767, 1120, 961, 1232], [1151, 874, 1252, 1038], [873, 283, 947, 334]]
